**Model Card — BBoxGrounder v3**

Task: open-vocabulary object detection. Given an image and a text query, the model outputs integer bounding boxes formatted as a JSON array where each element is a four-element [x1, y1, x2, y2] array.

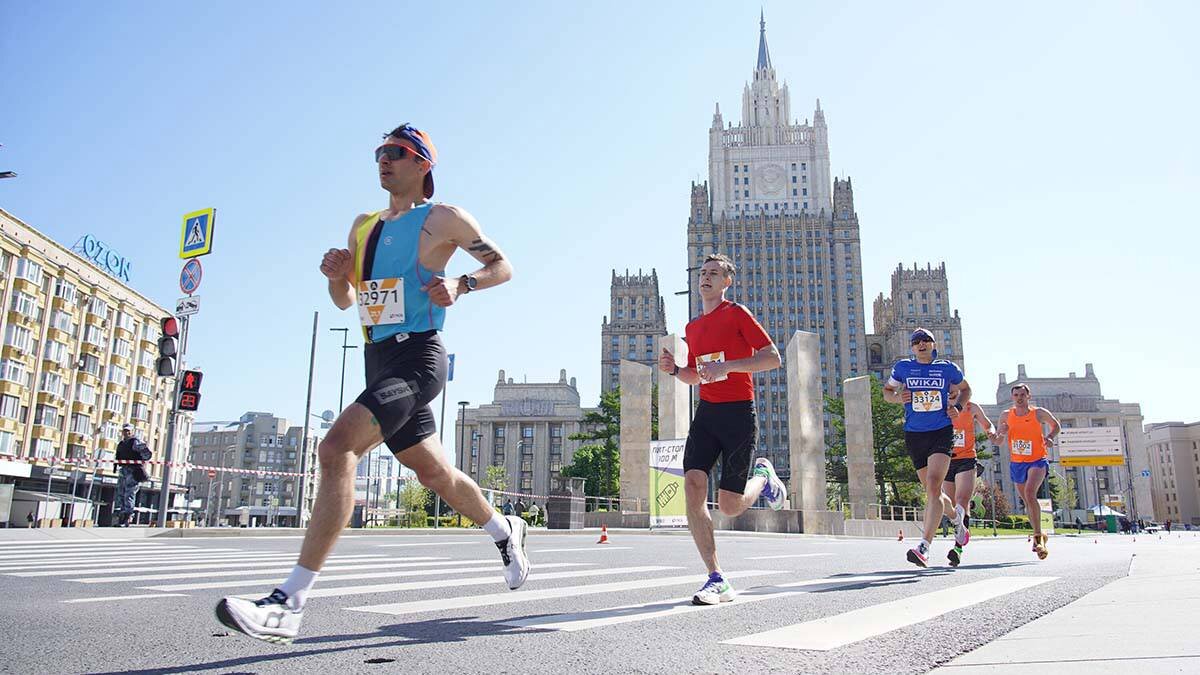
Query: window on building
[[0, 395, 19, 420], [54, 278, 78, 303], [15, 258, 44, 285], [10, 292, 38, 318]]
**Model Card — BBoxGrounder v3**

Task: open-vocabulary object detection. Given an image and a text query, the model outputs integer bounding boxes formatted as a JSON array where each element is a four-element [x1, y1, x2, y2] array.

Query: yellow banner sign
[[1060, 456, 1125, 467]]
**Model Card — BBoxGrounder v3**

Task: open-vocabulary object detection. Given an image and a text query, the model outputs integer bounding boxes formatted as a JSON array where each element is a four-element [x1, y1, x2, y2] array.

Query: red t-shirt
[[685, 301, 772, 403]]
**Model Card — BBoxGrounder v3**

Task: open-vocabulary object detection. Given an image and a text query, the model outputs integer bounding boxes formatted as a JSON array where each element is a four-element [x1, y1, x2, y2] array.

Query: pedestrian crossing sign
[[180, 208, 216, 259]]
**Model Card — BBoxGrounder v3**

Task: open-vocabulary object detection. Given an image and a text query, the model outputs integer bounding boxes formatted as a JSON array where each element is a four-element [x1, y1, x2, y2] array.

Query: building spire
[[757, 9, 772, 71]]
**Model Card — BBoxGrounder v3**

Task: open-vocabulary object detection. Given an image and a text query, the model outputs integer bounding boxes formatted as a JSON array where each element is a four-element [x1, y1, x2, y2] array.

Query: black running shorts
[[905, 425, 954, 471], [683, 400, 756, 494], [355, 330, 447, 455], [944, 457, 977, 481]]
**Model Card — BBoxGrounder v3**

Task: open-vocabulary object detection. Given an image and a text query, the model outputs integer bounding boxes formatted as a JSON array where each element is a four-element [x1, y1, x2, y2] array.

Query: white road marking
[[260, 565, 682, 601], [501, 573, 910, 631], [723, 576, 1058, 651], [62, 593, 189, 604], [11, 555, 393, 577], [531, 547, 634, 553], [71, 557, 503, 583], [746, 554, 834, 560], [358, 570, 787, 618], [144, 562, 591, 592]]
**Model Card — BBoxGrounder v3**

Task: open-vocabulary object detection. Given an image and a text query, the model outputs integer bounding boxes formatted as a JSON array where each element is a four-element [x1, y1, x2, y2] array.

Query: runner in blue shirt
[[883, 328, 973, 567]]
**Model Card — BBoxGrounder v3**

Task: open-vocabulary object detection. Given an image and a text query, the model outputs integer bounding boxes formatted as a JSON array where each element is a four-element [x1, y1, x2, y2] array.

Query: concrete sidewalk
[[933, 534, 1200, 674]]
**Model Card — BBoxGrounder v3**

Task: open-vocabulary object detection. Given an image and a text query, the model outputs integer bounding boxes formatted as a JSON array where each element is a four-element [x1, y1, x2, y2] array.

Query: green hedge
[[997, 515, 1031, 529]]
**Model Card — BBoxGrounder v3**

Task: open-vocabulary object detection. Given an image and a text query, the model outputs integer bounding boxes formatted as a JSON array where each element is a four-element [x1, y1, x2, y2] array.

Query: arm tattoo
[[467, 238, 503, 262]]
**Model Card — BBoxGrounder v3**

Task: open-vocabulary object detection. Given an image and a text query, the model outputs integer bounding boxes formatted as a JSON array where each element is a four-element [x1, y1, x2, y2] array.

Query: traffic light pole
[[155, 315, 190, 528]]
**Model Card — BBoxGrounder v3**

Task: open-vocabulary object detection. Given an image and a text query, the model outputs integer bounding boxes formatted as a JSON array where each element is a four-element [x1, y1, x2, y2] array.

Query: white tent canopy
[[1088, 505, 1125, 517]]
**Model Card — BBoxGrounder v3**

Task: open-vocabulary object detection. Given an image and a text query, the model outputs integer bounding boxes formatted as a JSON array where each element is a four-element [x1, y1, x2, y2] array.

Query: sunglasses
[[911, 338, 933, 346], [375, 144, 427, 163]]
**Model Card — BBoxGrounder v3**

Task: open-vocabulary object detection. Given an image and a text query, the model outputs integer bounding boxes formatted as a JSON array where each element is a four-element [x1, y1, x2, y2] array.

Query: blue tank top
[[353, 203, 446, 342]]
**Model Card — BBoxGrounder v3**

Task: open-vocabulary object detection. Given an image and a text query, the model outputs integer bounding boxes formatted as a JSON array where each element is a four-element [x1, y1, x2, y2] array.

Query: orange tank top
[[951, 409, 976, 459], [1006, 406, 1047, 463]]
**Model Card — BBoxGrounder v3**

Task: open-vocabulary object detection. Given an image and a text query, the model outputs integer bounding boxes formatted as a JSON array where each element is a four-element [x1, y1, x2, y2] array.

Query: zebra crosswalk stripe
[[263, 565, 683, 601], [500, 573, 911, 632], [723, 576, 1058, 651], [142, 562, 592, 592], [352, 570, 785, 617]]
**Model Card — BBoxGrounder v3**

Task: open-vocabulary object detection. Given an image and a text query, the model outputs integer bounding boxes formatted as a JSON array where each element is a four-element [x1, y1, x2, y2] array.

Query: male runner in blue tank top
[[217, 123, 529, 644], [883, 328, 972, 568]]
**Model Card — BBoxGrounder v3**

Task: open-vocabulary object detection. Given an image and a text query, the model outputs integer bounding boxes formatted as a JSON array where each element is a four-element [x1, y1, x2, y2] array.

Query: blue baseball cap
[[910, 328, 935, 344]]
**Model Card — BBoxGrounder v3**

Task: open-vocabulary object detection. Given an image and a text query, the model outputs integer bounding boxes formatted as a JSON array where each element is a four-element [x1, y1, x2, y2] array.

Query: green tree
[[1047, 470, 1078, 512], [560, 443, 620, 503], [824, 376, 919, 506], [568, 388, 622, 502], [398, 480, 431, 527], [974, 479, 1011, 522], [481, 465, 508, 493]]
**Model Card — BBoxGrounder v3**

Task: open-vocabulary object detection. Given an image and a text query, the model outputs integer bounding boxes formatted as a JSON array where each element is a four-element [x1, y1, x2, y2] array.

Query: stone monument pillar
[[786, 331, 827, 512], [656, 333, 690, 441], [844, 375, 877, 520], [619, 360, 652, 511]]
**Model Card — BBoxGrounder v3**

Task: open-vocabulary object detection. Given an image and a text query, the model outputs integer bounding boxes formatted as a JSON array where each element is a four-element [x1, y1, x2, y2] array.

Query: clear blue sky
[[2, 1, 1197, 460]]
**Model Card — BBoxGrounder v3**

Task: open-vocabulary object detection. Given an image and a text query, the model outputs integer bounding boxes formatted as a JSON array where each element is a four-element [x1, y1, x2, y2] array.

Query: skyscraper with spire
[[686, 13, 867, 479]]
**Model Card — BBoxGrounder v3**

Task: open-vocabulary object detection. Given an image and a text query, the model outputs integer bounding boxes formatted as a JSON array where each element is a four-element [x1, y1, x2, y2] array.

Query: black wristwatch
[[954, 403, 964, 411], [459, 274, 478, 293], [670, 364, 680, 377]]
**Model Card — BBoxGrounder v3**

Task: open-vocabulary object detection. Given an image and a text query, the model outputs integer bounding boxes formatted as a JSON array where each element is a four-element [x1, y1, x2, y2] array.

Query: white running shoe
[[216, 589, 302, 645], [496, 515, 530, 590], [753, 458, 788, 511], [954, 519, 970, 547], [692, 573, 735, 605]]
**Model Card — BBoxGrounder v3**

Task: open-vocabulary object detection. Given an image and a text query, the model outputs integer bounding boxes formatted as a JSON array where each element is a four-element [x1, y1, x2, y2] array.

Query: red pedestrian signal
[[180, 370, 203, 393], [179, 391, 201, 412], [157, 316, 180, 377]]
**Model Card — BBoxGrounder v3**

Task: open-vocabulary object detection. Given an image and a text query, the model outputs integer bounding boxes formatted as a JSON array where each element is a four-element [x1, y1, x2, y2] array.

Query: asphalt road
[[0, 528, 1155, 674]]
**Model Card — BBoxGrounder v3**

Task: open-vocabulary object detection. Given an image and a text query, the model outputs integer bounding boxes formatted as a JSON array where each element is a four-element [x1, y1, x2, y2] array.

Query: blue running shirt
[[887, 358, 964, 432]]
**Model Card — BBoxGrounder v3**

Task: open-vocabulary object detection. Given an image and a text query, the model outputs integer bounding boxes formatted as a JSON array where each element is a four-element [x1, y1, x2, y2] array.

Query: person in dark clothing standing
[[114, 423, 151, 527]]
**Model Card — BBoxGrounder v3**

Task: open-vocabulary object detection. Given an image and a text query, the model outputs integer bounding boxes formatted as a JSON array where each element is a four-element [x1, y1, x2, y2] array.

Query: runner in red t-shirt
[[658, 254, 786, 606]]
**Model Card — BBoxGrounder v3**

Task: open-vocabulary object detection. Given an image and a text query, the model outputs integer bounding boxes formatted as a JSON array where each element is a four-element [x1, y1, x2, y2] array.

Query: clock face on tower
[[758, 163, 785, 196]]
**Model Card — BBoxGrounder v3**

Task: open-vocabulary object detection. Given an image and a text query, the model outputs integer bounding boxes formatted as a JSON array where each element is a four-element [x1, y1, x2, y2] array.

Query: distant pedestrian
[[502, 499, 514, 516], [26, 511, 34, 528], [1075, 516, 1083, 533], [114, 424, 151, 527], [528, 502, 541, 526], [515, 499, 527, 517], [1166, 520, 1172, 533]]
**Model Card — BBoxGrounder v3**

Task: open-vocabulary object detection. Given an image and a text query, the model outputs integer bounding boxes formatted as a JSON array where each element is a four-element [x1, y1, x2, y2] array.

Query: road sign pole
[[156, 314, 188, 528], [297, 311, 318, 528]]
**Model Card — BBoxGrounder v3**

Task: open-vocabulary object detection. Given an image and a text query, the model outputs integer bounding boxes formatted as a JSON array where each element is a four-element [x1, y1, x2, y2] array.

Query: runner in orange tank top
[[942, 400, 994, 567], [990, 382, 1061, 559]]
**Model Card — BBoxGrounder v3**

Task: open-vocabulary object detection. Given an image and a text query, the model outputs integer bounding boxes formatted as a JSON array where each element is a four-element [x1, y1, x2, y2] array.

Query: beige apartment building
[[190, 412, 319, 527], [0, 207, 189, 526], [1143, 421, 1200, 526], [455, 369, 596, 500]]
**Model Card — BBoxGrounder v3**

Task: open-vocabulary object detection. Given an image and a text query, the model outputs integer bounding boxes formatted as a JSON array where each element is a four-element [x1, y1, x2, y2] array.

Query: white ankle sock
[[954, 505, 965, 524], [483, 513, 512, 542], [277, 565, 319, 610]]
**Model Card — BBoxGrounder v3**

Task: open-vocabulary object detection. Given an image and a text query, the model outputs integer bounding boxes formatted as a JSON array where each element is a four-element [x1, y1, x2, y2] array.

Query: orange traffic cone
[[897, 529, 904, 541], [597, 524, 610, 544]]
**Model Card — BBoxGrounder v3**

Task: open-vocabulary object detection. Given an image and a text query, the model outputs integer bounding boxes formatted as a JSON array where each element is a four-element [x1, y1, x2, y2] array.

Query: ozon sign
[[72, 235, 132, 283]]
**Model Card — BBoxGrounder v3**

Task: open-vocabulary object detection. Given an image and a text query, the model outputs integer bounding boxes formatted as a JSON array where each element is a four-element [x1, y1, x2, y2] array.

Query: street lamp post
[[328, 328, 358, 413], [297, 311, 319, 527], [212, 445, 236, 527], [458, 401, 470, 505]]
